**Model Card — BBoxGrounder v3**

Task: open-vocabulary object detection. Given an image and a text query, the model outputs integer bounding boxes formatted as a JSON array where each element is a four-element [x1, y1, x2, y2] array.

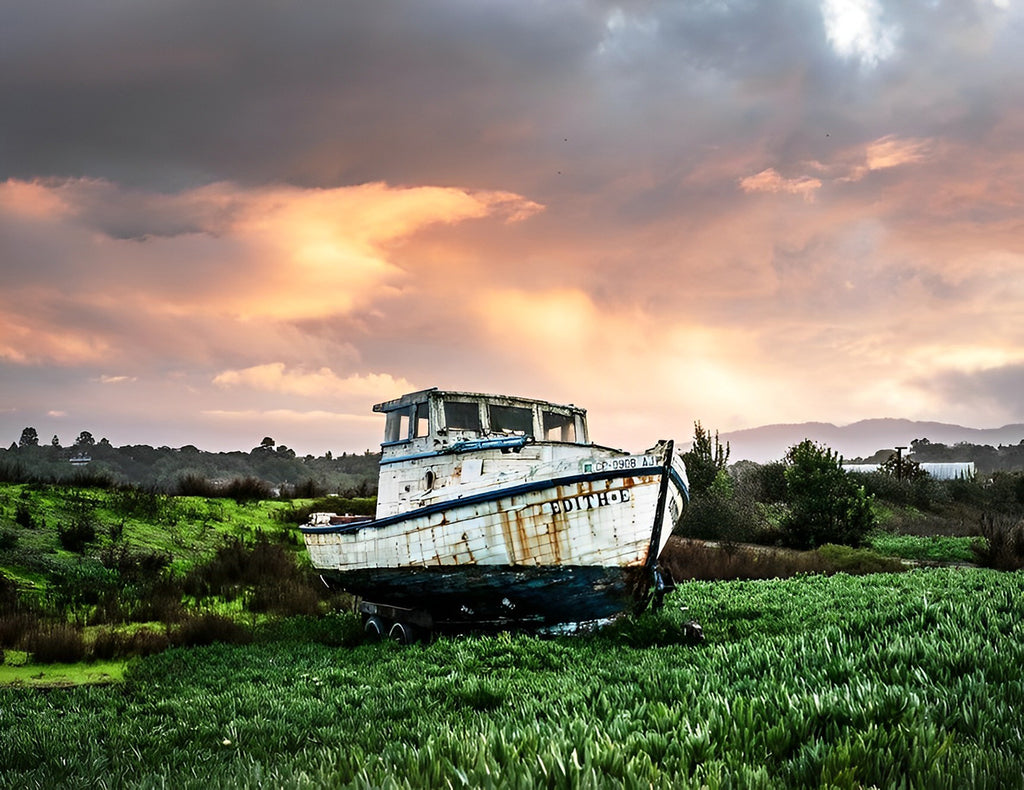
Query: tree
[[18, 427, 39, 447], [681, 421, 730, 498], [252, 437, 275, 454], [880, 452, 927, 481], [51, 435, 61, 448], [782, 439, 875, 549], [75, 431, 96, 447]]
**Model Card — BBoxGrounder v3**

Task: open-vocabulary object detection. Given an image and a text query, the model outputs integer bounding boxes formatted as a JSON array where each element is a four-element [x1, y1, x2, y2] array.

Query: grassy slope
[[0, 657, 124, 688], [0, 482, 307, 592], [1, 569, 1022, 789]]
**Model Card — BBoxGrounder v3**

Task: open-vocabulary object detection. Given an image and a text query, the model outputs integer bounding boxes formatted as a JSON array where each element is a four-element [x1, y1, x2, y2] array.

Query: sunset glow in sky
[[3, 0, 1024, 455]]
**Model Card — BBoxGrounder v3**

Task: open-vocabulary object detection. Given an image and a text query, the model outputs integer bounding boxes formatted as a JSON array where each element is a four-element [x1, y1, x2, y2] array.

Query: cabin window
[[543, 410, 576, 442], [384, 409, 413, 443], [444, 401, 482, 432], [414, 403, 430, 438], [488, 404, 533, 435]]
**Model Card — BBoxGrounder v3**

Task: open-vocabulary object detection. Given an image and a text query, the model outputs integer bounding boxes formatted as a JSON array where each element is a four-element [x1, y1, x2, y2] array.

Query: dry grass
[[660, 537, 831, 581]]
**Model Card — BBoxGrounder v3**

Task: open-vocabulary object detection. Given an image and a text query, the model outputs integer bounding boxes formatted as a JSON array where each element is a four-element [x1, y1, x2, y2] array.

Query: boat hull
[[319, 564, 650, 627], [302, 444, 687, 627]]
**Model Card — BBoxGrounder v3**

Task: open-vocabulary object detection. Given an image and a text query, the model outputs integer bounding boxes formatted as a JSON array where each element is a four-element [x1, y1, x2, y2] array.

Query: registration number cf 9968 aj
[[584, 455, 656, 473]]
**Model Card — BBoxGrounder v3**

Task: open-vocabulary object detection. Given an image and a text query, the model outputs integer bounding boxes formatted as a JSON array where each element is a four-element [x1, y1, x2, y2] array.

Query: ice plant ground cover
[[1, 568, 1022, 789]]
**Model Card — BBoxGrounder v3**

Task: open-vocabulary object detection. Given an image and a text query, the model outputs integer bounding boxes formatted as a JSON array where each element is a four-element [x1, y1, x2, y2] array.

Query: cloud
[[0, 178, 542, 365], [865, 135, 931, 170], [202, 408, 380, 426], [739, 168, 822, 200], [3, 1, 1024, 454], [921, 363, 1024, 424], [820, 0, 899, 66], [213, 364, 414, 402]]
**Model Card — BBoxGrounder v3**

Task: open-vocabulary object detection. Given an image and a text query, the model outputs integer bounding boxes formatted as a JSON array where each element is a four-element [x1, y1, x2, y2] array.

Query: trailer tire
[[388, 621, 418, 645], [364, 616, 386, 642]]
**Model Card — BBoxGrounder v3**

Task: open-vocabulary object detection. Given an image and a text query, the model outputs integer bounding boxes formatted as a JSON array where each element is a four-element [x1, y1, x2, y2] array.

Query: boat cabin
[[372, 389, 592, 518], [374, 389, 589, 453]]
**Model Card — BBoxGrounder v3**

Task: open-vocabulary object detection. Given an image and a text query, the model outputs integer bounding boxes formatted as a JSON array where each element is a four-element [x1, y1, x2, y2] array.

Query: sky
[[2, 0, 1024, 457]]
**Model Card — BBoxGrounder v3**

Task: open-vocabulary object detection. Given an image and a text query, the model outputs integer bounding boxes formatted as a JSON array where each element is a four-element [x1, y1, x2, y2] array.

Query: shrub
[[23, 622, 87, 663], [131, 577, 186, 625], [945, 477, 988, 507], [223, 476, 274, 503], [0, 612, 37, 647], [99, 544, 173, 580], [126, 629, 170, 657], [47, 560, 119, 613], [288, 478, 326, 499], [814, 544, 904, 574], [973, 513, 1024, 571], [753, 462, 788, 503], [57, 519, 97, 552], [109, 485, 179, 522], [987, 473, 1024, 512], [0, 527, 18, 551], [175, 473, 220, 497], [90, 628, 126, 660], [249, 578, 321, 617], [675, 487, 751, 543], [782, 440, 875, 549], [0, 572, 21, 614], [172, 614, 253, 647], [183, 535, 325, 616], [14, 501, 36, 529], [91, 628, 170, 659], [681, 422, 729, 498], [67, 469, 117, 489]]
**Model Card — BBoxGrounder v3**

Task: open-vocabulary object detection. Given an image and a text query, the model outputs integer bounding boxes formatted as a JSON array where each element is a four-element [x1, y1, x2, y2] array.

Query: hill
[[721, 419, 1024, 463]]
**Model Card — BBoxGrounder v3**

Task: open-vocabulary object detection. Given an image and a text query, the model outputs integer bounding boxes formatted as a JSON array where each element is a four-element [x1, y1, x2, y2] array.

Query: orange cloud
[[738, 168, 822, 200], [0, 312, 113, 365], [213, 364, 414, 401], [469, 287, 784, 442], [0, 179, 72, 219], [0, 178, 544, 366], [865, 135, 931, 170]]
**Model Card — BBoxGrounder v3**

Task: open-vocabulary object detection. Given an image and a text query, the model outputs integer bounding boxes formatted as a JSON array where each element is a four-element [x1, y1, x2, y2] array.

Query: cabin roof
[[373, 388, 585, 416]]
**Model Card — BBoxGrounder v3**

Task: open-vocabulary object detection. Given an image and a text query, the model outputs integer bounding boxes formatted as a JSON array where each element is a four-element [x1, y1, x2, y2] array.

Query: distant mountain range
[[719, 419, 1024, 464]]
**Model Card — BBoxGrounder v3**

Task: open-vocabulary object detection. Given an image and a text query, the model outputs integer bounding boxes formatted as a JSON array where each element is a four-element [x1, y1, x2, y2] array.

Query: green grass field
[[864, 531, 982, 563], [2, 568, 1022, 789]]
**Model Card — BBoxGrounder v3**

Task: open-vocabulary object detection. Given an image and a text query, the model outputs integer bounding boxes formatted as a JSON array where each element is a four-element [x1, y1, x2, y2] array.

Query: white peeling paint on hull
[[304, 468, 680, 574], [299, 388, 691, 627], [303, 456, 686, 624]]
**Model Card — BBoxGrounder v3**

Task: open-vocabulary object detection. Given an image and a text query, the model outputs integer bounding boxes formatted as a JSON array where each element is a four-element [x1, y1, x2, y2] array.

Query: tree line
[[679, 422, 1024, 565], [2, 427, 380, 495]]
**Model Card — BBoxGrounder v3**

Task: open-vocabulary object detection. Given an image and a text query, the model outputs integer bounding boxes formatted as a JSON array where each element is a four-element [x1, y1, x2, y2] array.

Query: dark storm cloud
[[4, 0, 1020, 211], [925, 364, 1024, 416], [1, 0, 605, 189]]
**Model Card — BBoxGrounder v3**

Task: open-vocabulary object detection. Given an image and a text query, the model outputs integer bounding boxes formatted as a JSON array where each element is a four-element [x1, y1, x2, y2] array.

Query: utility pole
[[895, 446, 908, 481]]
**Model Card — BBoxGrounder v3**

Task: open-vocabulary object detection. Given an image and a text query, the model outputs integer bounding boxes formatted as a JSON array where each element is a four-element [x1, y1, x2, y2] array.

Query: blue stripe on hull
[[301, 464, 665, 535], [320, 564, 652, 626]]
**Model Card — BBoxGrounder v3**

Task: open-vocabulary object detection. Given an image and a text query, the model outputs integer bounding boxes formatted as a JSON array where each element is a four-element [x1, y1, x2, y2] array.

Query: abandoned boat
[[300, 388, 689, 639]]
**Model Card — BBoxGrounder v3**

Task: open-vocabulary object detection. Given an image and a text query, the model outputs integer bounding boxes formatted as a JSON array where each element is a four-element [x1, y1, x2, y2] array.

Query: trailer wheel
[[364, 616, 386, 642], [388, 621, 418, 645]]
